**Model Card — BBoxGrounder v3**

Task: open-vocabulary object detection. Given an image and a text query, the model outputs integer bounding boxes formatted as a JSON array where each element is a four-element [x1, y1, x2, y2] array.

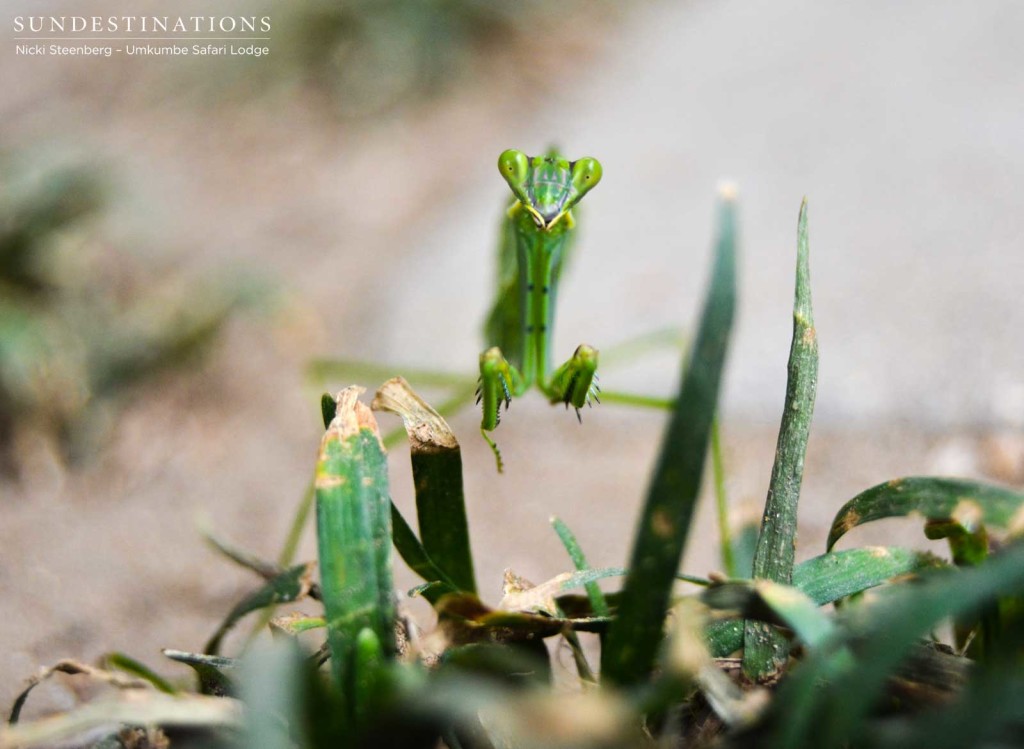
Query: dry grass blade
[[1, 691, 241, 748], [9, 659, 151, 725]]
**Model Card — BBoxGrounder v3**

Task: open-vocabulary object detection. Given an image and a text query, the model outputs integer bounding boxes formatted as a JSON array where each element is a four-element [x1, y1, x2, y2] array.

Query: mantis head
[[498, 149, 602, 230]]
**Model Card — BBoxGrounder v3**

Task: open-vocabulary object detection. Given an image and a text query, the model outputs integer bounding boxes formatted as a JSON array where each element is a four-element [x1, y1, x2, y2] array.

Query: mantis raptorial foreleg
[[477, 342, 599, 472]]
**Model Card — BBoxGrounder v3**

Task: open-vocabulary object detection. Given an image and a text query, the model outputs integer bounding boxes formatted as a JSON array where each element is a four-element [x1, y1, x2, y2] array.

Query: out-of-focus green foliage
[[270, 0, 618, 117], [602, 190, 736, 687], [0, 156, 247, 474]]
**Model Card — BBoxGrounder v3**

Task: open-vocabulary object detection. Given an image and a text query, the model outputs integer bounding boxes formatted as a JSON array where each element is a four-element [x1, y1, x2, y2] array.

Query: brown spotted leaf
[[827, 477, 1024, 551]]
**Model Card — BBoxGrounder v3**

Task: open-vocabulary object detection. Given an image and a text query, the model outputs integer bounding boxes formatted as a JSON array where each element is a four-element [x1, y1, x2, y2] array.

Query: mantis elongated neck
[[516, 215, 570, 388]]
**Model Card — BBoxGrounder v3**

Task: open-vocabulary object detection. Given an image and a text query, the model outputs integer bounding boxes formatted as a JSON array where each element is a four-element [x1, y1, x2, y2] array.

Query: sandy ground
[[2, 0, 1024, 717]]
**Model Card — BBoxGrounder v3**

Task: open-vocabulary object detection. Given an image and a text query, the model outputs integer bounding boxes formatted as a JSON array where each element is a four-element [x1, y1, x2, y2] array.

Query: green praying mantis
[[476, 148, 604, 467], [310, 147, 685, 472]]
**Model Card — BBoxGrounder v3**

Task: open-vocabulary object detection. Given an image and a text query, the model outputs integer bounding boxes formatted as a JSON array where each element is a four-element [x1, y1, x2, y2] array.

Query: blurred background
[[2, 0, 1023, 710]]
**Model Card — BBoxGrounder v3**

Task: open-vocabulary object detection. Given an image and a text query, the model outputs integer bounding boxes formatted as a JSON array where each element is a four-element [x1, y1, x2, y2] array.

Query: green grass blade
[[792, 546, 943, 603], [321, 392, 336, 428], [202, 528, 327, 648], [595, 391, 674, 409], [278, 481, 316, 568], [730, 518, 760, 578], [769, 541, 1024, 749], [352, 628, 385, 732], [390, 503, 459, 600], [827, 476, 1024, 551], [601, 188, 737, 686], [307, 358, 474, 390], [204, 562, 315, 655], [203, 527, 285, 581], [550, 516, 609, 617], [316, 387, 395, 731], [373, 377, 476, 594], [599, 325, 687, 369], [705, 620, 745, 658], [273, 381, 476, 603], [705, 546, 940, 657], [925, 520, 989, 566], [270, 614, 326, 635], [705, 580, 837, 650], [162, 650, 237, 696], [102, 652, 178, 695], [711, 419, 736, 576], [925, 517, 994, 656], [744, 198, 818, 679], [239, 642, 306, 749]]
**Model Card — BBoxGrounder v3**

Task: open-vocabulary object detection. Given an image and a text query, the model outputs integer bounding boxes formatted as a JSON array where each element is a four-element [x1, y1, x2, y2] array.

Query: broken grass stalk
[[373, 376, 477, 594], [315, 386, 395, 732]]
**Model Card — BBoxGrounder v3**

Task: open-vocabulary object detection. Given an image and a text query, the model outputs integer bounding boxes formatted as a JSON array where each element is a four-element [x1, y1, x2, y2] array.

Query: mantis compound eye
[[498, 149, 531, 196], [570, 157, 603, 199]]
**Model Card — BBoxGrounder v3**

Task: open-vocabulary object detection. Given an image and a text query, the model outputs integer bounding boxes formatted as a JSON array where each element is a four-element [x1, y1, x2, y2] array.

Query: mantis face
[[498, 149, 602, 230]]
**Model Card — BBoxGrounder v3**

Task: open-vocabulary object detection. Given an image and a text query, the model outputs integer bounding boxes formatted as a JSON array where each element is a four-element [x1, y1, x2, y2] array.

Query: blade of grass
[[307, 359, 474, 390], [677, 573, 712, 586], [601, 187, 738, 686], [373, 377, 476, 594], [705, 546, 940, 657], [321, 392, 336, 429], [769, 541, 1024, 749], [595, 391, 674, 409], [102, 652, 177, 695], [706, 579, 839, 651], [711, 419, 735, 576], [744, 198, 818, 680], [277, 481, 315, 567], [547, 517, 606, 684], [238, 642, 306, 749], [162, 650, 236, 697], [827, 476, 1024, 551], [551, 516, 609, 617], [204, 562, 315, 655], [1, 692, 240, 748], [646, 600, 770, 731], [381, 382, 478, 450], [390, 503, 459, 598], [792, 546, 943, 604], [203, 527, 290, 583], [272, 383, 475, 600], [316, 387, 395, 732], [270, 614, 326, 635], [730, 518, 760, 578], [9, 660, 150, 725], [599, 326, 687, 369]]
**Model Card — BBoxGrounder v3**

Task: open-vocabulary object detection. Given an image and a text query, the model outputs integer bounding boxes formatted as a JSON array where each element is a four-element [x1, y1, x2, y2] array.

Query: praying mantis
[[310, 147, 685, 472], [476, 148, 604, 468]]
